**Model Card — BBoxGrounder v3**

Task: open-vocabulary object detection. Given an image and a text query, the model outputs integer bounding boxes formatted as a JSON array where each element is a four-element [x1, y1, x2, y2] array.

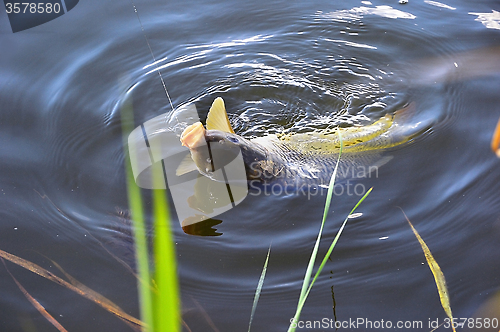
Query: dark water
[[1, 0, 500, 331]]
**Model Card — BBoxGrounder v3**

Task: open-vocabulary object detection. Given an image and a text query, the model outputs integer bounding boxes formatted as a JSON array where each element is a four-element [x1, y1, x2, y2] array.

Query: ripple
[[318, 5, 416, 21], [2, 1, 498, 329], [469, 10, 500, 30]]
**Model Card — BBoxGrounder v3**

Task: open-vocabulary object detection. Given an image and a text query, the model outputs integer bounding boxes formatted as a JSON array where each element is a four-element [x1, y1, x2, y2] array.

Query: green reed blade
[[288, 131, 343, 332], [248, 245, 271, 332], [401, 210, 455, 332], [152, 184, 180, 332], [121, 92, 154, 332], [299, 188, 372, 311], [289, 187, 372, 331]]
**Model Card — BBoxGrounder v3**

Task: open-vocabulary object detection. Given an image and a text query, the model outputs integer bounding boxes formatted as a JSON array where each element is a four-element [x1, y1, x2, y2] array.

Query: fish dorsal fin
[[176, 154, 198, 176], [206, 97, 235, 133]]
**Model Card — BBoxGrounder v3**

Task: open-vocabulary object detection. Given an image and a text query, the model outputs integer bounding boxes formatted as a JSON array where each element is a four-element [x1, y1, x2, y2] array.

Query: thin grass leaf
[[44, 257, 142, 332], [190, 297, 221, 332], [122, 80, 180, 331], [33, 190, 138, 279], [303, 189, 371, 300], [288, 130, 373, 332], [288, 131, 343, 332], [299, 131, 343, 301], [120, 87, 154, 332], [400, 209, 456, 332], [182, 320, 194, 332], [152, 169, 180, 332], [2, 258, 68, 332], [44, 258, 125, 310], [294, 188, 372, 322], [0, 249, 143, 327], [248, 245, 271, 332]]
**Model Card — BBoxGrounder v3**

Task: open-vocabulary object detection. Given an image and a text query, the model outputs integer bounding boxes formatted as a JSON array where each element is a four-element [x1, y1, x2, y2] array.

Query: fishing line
[[130, 0, 175, 113]]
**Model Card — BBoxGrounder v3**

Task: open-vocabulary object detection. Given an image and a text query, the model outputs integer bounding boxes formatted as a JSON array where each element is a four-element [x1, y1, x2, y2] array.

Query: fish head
[[180, 122, 268, 181], [205, 129, 269, 177]]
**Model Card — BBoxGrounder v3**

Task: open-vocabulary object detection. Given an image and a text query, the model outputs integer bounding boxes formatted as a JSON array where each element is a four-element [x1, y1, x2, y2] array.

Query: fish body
[[179, 97, 422, 186]]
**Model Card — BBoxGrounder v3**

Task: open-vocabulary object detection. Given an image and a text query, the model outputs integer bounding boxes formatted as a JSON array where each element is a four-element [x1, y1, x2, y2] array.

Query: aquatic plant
[[248, 245, 271, 332], [247, 132, 371, 332], [0, 89, 181, 332], [0, 247, 143, 330], [282, 131, 371, 331], [287, 184, 372, 332], [400, 209, 456, 332], [121, 94, 180, 332]]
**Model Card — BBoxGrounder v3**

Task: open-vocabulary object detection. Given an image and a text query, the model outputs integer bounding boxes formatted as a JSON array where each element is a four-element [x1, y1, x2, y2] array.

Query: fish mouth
[[180, 122, 206, 149]]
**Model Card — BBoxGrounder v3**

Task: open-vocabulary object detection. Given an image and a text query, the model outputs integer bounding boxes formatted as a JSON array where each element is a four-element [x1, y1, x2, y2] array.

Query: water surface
[[1, 0, 500, 331]]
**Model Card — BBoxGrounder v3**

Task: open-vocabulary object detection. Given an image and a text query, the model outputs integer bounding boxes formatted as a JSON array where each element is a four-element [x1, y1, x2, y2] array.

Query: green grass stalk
[[152, 170, 180, 331], [121, 95, 155, 332], [287, 132, 344, 332], [288, 132, 372, 332], [248, 245, 271, 332], [293, 188, 372, 321]]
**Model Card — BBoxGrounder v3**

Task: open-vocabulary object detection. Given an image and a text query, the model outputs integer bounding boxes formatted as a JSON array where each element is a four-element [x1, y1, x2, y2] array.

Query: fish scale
[[272, 114, 393, 155], [179, 98, 424, 185]]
